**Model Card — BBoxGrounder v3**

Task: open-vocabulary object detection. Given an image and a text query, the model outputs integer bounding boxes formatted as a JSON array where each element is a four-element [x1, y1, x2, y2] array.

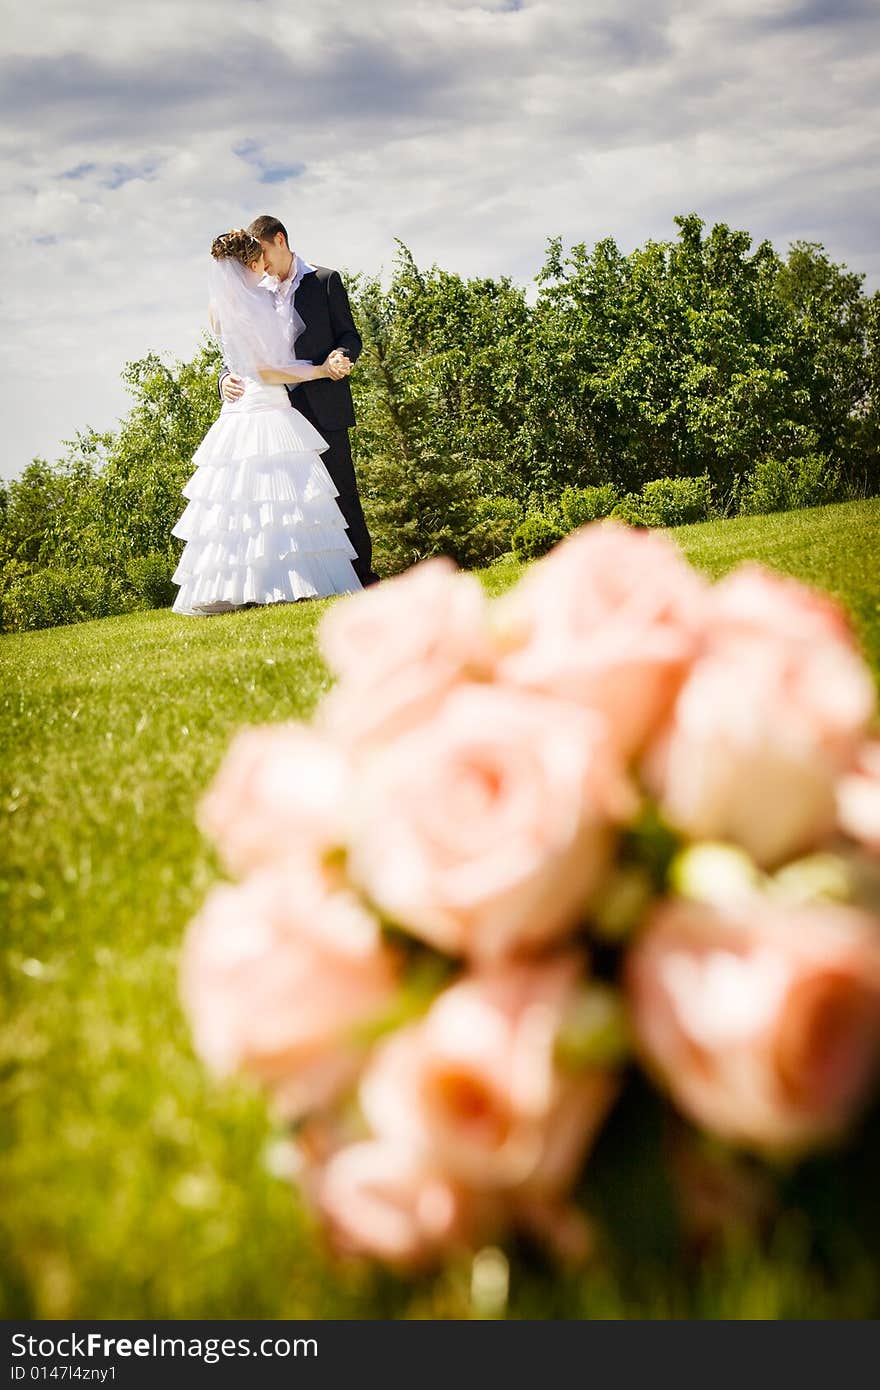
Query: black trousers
[[293, 397, 378, 588]]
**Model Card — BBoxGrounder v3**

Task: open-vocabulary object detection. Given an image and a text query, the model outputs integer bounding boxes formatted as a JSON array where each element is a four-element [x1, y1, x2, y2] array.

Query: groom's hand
[[326, 350, 352, 381], [220, 373, 245, 402]]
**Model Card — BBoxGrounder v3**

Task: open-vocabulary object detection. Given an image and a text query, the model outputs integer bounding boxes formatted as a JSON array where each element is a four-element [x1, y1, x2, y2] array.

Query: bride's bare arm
[[258, 363, 327, 384], [258, 354, 351, 385]]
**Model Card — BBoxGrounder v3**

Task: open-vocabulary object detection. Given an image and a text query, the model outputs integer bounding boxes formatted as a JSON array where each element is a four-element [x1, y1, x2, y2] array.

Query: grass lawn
[[2, 498, 880, 1319]]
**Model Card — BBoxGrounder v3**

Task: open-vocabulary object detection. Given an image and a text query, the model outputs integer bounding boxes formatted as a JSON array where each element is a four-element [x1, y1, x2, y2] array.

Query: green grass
[[2, 498, 880, 1319]]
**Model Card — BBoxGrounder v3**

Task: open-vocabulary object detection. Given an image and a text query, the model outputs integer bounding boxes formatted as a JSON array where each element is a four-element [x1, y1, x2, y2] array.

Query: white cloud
[[1, 0, 878, 479]]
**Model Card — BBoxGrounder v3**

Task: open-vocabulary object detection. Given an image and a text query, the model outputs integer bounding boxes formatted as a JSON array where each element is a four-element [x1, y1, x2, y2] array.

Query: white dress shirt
[[260, 252, 315, 354]]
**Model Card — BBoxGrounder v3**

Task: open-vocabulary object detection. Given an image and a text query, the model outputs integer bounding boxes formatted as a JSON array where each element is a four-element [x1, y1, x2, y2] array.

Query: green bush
[[511, 510, 564, 560], [3, 566, 135, 633], [609, 493, 649, 527], [559, 484, 620, 531], [789, 453, 846, 509], [738, 457, 790, 515], [738, 453, 844, 516], [640, 475, 714, 527], [0, 558, 31, 633], [460, 495, 523, 567], [125, 551, 179, 609]]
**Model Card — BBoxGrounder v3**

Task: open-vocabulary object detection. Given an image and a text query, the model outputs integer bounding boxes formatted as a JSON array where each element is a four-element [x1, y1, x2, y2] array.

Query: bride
[[171, 228, 363, 616]]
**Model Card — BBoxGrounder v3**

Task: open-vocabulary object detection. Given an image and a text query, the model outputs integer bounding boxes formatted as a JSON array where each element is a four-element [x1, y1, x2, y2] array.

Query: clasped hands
[[325, 349, 353, 380]]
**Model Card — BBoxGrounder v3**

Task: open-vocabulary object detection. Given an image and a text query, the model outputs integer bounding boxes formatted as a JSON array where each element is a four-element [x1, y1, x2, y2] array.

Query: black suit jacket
[[217, 265, 363, 432], [288, 267, 362, 431]]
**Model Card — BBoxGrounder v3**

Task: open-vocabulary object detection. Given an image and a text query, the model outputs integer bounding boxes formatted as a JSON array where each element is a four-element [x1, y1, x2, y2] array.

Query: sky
[[2, 0, 879, 481]]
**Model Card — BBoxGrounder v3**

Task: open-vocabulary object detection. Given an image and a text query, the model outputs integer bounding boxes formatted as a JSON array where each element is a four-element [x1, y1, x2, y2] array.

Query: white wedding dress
[[171, 377, 362, 615]]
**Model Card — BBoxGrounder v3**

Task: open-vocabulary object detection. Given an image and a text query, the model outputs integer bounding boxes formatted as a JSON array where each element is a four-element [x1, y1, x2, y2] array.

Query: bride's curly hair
[[211, 228, 262, 265]]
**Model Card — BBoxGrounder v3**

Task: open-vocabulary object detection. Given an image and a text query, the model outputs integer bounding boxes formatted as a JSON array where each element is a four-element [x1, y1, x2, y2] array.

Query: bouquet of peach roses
[[179, 523, 880, 1273]]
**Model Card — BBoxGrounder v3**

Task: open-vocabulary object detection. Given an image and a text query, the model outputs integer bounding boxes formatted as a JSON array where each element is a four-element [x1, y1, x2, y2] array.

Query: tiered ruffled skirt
[[171, 392, 362, 615]]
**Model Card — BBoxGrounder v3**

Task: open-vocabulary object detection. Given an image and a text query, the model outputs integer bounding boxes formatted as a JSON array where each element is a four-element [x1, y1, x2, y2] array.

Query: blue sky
[[2, 0, 879, 480]]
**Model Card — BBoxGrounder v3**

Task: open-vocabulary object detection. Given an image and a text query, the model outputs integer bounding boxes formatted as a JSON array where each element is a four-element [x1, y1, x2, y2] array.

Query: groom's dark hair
[[248, 214, 289, 246]]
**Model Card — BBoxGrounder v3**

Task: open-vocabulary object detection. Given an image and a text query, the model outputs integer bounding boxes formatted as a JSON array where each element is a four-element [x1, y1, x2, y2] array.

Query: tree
[[86, 342, 222, 561], [349, 245, 532, 572], [775, 243, 876, 493]]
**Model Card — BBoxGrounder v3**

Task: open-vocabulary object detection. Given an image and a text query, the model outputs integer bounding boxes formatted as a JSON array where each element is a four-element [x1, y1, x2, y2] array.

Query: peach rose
[[360, 956, 619, 1195], [495, 522, 708, 758], [318, 557, 497, 751], [346, 684, 636, 960], [710, 563, 858, 649], [197, 723, 350, 875], [838, 742, 880, 855], [179, 863, 400, 1120], [645, 632, 876, 867], [626, 896, 880, 1155], [313, 1141, 502, 1270], [312, 1141, 594, 1270]]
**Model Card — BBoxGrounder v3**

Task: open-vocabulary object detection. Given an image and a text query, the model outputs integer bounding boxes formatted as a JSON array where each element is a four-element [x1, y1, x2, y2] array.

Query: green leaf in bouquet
[[555, 982, 632, 1071], [346, 952, 456, 1047], [583, 1074, 683, 1267], [591, 864, 656, 943], [775, 1098, 880, 1287], [618, 803, 681, 886]]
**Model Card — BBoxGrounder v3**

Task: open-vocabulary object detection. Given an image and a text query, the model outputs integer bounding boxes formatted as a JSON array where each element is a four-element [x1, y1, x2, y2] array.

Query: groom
[[219, 213, 379, 588]]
